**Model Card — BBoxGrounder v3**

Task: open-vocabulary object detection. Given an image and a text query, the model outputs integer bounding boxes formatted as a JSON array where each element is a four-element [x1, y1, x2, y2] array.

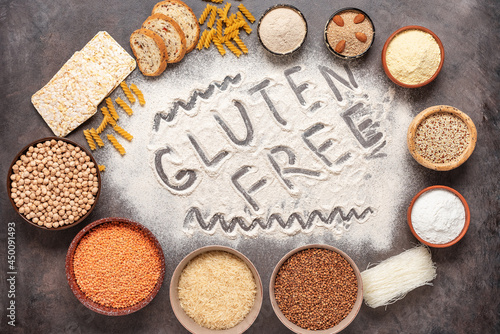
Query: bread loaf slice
[[152, 0, 200, 53], [130, 28, 168, 76], [142, 13, 187, 63]]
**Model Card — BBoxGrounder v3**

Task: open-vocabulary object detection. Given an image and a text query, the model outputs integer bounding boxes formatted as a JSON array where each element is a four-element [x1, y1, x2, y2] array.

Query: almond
[[353, 13, 365, 24], [334, 40, 346, 53], [355, 32, 367, 43], [332, 15, 344, 27]]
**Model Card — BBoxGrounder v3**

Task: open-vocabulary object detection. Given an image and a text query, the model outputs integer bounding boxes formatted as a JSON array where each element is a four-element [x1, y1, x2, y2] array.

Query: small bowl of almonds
[[407, 105, 477, 170], [7, 137, 101, 230], [324, 8, 375, 59]]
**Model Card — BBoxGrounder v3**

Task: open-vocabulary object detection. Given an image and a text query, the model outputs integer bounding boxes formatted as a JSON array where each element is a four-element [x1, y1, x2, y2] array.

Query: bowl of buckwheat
[[7, 137, 101, 230], [269, 244, 363, 334]]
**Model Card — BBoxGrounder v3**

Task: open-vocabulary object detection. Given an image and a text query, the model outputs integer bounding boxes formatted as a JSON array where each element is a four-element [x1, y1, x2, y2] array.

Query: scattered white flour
[[258, 6, 307, 55], [410, 188, 466, 244], [89, 36, 415, 253]]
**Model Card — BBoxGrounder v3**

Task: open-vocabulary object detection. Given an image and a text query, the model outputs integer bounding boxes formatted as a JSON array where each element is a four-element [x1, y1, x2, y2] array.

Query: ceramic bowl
[[382, 25, 445, 88], [66, 217, 166, 315], [257, 4, 308, 55], [407, 105, 477, 171], [269, 244, 363, 334], [324, 8, 375, 59], [170, 245, 263, 334], [408, 185, 470, 248], [6, 137, 101, 230]]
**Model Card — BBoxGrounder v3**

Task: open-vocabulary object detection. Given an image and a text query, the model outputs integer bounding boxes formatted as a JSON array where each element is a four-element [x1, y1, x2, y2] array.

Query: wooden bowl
[[65, 217, 166, 316], [324, 8, 375, 59], [382, 26, 444, 88], [170, 245, 263, 334], [407, 185, 470, 248], [407, 105, 477, 170], [6, 137, 101, 230], [269, 244, 363, 334]]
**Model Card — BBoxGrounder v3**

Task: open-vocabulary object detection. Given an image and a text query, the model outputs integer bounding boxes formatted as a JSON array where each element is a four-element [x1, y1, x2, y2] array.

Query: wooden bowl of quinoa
[[170, 245, 263, 333], [407, 105, 477, 171], [66, 217, 165, 316], [7, 137, 101, 230], [269, 244, 363, 334]]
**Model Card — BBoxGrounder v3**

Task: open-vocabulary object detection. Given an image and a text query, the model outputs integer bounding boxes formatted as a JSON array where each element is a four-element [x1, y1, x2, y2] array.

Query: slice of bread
[[152, 0, 200, 53], [142, 13, 187, 63], [130, 28, 168, 76]]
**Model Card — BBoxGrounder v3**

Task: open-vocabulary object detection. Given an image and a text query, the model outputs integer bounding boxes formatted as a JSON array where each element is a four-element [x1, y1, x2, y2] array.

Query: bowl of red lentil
[[170, 245, 263, 333], [66, 217, 165, 316], [407, 105, 477, 171], [7, 137, 101, 230], [270, 244, 363, 334]]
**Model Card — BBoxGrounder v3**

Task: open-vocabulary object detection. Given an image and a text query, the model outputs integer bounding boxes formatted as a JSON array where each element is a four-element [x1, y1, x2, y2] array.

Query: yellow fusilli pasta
[[216, 18, 223, 38], [83, 129, 96, 150], [120, 81, 136, 104], [238, 4, 255, 23], [206, 0, 223, 3], [106, 98, 119, 120], [115, 97, 134, 116], [113, 125, 133, 141], [221, 2, 231, 21], [237, 13, 252, 34], [96, 116, 109, 134], [224, 40, 242, 57], [107, 134, 126, 155], [207, 6, 217, 28], [130, 84, 145, 106], [233, 36, 248, 54], [197, 30, 208, 50], [199, 4, 212, 24], [213, 36, 226, 56], [224, 20, 245, 36], [204, 28, 216, 48], [89, 128, 105, 147], [98, 165, 106, 172]]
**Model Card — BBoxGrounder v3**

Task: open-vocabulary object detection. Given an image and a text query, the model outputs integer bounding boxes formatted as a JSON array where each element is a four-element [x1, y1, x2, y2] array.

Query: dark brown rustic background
[[0, 0, 499, 333]]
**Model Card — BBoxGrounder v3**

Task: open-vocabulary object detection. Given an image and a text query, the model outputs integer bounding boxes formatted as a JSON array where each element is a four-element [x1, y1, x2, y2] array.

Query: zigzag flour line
[[184, 207, 374, 233], [153, 74, 242, 130]]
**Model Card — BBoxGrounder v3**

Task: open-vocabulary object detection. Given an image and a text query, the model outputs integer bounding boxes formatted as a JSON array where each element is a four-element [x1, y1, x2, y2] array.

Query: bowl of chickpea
[[7, 137, 101, 230]]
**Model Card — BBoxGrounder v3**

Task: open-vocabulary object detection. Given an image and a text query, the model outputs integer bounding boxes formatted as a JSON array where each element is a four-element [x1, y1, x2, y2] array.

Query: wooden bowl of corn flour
[[257, 4, 308, 55], [382, 26, 444, 88], [170, 245, 263, 333], [408, 186, 470, 248]]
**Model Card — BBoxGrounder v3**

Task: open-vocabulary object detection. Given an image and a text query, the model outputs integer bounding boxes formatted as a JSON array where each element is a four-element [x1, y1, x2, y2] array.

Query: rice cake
[[32, 71, 96, 137], [32, 31, 136, 137]]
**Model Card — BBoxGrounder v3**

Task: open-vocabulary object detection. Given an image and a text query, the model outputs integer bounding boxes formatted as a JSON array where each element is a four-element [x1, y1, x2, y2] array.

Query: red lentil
[[73, 222, 162, 309], [414, 112, 470, 164], [274, 248, 358, 330]]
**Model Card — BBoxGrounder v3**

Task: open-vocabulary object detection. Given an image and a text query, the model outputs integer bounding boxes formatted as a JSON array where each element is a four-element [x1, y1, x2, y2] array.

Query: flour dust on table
[[100, 50, 413, 251]]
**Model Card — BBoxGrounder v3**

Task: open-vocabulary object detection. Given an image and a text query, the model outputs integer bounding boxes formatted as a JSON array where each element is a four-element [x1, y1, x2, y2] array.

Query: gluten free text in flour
[[151, 64, 387, 237]]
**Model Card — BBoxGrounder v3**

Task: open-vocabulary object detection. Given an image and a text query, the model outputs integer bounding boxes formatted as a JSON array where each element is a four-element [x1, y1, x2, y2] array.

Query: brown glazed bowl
[[407, 105, 477, 171], [408, 185, 470, 248], [382, 25, 444, 88], [6, 137, 101, 230], [66, 217, 166, 316], [170, 245, 263, 334], [269, 244, 363, 334]]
